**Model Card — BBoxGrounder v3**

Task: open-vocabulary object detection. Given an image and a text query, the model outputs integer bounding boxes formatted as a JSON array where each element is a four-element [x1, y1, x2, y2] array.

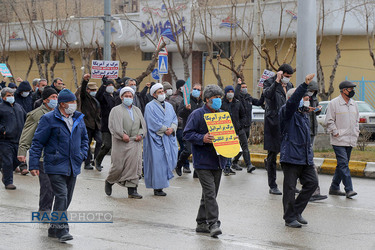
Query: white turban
[[120, 86, 134, 97], [150, 83, 163, 96]]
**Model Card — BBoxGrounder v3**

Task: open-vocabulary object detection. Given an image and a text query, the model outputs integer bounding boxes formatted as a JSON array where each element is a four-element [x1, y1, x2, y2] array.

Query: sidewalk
[[247, 153, 375, 179]]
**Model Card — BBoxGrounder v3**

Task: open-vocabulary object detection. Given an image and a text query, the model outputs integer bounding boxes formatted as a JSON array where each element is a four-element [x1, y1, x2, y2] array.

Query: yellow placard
[[204, 112, 241, 158]]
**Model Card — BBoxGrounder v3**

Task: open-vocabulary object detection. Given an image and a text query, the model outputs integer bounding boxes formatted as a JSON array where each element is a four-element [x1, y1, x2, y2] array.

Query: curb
[[242, 153, 374, 179]]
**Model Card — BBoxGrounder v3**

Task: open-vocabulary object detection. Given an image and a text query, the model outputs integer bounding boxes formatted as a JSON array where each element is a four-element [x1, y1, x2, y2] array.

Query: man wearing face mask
[[79, 74, 102, 170], [0, 87, 26, 190], [105, 87, 146, 199], [279, 73, 318, 228], [32, 79, 48, 109], [95, 77, 116, 171], [183, 84, 227, 237], [124, 78, 146, 114], [263, 64, 294, 195], [143, 83, 178, 196], [14, 80, 33, 113], [175, 83, 204, 176], [163, 81, 173, 102], [17, 86, 58, 211], [29, 88, 88, 242], [324, 81, 359, 199]]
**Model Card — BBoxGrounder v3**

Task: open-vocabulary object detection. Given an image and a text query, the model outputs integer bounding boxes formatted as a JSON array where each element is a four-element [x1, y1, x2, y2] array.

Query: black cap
[[339, 81, 356, 90], [42, 86, 58, 100], [176, 79, 185, 89]]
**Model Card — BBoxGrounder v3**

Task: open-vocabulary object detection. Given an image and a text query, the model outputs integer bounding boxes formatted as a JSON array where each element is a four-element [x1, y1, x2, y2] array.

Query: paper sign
[[91, 60, 119, 79], [204, 112, 241, 158], [0, 64, 12, 77], [258, 69, 275, 88], [182, 77, 191, 105]]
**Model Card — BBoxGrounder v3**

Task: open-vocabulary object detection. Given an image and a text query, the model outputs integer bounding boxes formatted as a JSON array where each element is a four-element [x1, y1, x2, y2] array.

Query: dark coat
[[80, 79, 101, 131], [234, 84, 265, 127], [96, 84, 116, 133], [31, 90, 42, 109], [263, 75, 293, 152], [169, 91, 184, 129], [183, 105, 227, 170], [308, 93, 320, 137], [220, 97, 245, 134], [279, 83, 313, 166], [29, 108, 89, 177], [0, 101, 26, 144], [177, 95, 204, 129], [14, 81, 33, 113]]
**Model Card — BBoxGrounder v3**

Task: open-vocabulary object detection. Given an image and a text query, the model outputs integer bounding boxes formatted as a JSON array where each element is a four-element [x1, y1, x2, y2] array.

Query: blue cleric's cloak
[[143, 99, 178, 189]]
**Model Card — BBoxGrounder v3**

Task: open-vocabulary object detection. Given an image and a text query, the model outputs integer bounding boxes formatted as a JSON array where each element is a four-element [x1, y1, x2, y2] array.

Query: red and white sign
[[91, 60, 119, 79]]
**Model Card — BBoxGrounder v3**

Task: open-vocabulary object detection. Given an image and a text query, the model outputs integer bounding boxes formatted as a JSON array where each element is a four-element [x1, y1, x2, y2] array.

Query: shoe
[[59, 233, 73, 242], [223, 170, 230, 176], [285, 220, 302, 228], [21, 169, 29, 175], [5, 184, 16, 190], [209, 223, 222, 237], [297, 214, 308, 225], [247, 164, 256, 173], [295, 188, 300, 194], [346, 190, 357, 198], [154, 189, 167, 196], [48, 230, 57, 238], [105, 180, 113, 196], [193, 171, 198, 178], [309, 194, 328, 202], [94, 160, 102, 172], [183, 166, 191, 173], [175, 162, 182, 176], [128, 187, 143, 199], [196, 223, 210, 233], [231, 163, 242, 171], [329, 189, 346, 196], [84, 164, 94, 170], [269, 187, 282, 195], [228, 168, 236, 175]]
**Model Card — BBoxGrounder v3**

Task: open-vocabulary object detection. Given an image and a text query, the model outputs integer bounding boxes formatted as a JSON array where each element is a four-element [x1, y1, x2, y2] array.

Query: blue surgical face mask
[[5, 96, 15, 104], [192, 89, 201, 98], [123, 97, 133, 106], [89, 91, 97, 97], [47, 99, 58, 109], [21, 92, 30, 97], [210, 98, 222, 110]]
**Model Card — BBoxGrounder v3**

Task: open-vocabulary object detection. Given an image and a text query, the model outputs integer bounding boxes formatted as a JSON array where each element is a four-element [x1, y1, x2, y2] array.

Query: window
[[38, 50, 50, 64], [214, 42, 231, 59], [57, 50, 65, 63], [142, 52, 153, 61]]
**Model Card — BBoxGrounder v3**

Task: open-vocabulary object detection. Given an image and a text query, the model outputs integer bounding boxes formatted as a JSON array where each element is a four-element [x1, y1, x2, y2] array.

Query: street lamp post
[[104, 0, 111, 61]]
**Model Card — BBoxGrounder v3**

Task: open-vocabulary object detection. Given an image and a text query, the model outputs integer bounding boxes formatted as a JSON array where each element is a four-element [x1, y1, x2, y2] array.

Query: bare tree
[[0, 3, 15, 82]]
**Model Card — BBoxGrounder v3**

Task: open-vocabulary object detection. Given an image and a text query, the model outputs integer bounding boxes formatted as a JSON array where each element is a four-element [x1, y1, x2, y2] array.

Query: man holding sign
[[183, 85, 228, 238]]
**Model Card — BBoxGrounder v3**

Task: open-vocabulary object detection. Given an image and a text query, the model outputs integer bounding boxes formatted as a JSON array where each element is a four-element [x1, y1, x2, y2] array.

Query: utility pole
[[296, 0, 316, 85], [103, 0, 111, 61], [252, 0, 262, 97]]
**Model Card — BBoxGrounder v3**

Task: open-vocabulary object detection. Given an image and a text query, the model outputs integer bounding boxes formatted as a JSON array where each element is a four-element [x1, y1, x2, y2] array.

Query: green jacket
[[17, 104, 51, 157]]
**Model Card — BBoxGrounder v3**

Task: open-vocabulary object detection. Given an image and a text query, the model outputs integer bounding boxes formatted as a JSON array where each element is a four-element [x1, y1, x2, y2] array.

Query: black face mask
[[345, 89, 355, 98]]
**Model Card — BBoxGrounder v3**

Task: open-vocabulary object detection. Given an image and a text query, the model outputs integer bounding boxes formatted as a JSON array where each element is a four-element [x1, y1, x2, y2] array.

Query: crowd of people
[[0, 63, 360, 241]]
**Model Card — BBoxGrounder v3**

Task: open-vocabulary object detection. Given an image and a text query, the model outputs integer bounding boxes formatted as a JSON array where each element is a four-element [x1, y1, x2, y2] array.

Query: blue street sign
[[152, 69, 160, 80], [158, 55, 168, 74]]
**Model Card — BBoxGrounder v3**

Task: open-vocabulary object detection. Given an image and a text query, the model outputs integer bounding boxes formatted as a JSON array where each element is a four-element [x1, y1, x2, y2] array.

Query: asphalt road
[[1, 155, 375, 250]]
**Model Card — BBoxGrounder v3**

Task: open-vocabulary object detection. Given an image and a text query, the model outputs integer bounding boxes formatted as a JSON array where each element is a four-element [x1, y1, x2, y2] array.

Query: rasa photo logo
[[31, 211, 113, 223]]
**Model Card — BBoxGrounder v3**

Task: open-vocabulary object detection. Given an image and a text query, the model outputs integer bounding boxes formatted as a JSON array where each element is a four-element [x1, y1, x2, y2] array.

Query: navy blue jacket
[[96, 84, 116, 133], [0, 101, 26, 144], [183, 105, 227, 170], [279, 83, 313, 166], [15, 81, 33, 113], [29, 108, 89, 177]]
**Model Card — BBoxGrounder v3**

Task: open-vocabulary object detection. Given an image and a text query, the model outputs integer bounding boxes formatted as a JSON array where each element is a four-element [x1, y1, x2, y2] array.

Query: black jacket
[[15, 81, 33, 113], [0, 101, 26, 144], [234, 84, 265, 127], [220, 97, 245, 134], [263, 75, 293, 152], [31, 90, 42, 109], [80, 79, 101, 131], [177, 95, 204, 129], [96, 84, 116, 133]]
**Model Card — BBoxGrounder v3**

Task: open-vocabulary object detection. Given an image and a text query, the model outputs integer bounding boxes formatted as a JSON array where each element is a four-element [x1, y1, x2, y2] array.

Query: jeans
[[38, 162, 54, 212], [85, 128, 102, 166], [266, 151, 278, 189], [195, 169, 222, 226], [282, 163, 318, 223], [330, 145, 353, 192], [48, 174, 77, 238], [232, 129, 251, 166], [0, 142, 20, 186], [95, 132, 111, 167]]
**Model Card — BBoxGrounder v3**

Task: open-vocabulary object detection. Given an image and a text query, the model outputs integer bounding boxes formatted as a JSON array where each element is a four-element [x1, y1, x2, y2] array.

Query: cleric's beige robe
[[106, 104, 146, 187]]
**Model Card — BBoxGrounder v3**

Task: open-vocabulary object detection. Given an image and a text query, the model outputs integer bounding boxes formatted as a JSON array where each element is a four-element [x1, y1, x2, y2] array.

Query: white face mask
[[303, 100, 310, 108], [166, 89, 173, 96], [157, 93, 166, 102], [281, 77, 290, 84], [226, 93, 234, 99], [21, 92, 30, 97], [307, 91, 314, 97], [65, 103, 77, 114], [106, 86, 115, 94], [89, 91, 97, 97]]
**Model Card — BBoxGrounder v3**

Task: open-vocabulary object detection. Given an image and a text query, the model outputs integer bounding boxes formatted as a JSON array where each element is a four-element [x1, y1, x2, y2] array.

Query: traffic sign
[[158, 55, 168, 74], [152, 69, 160, 80]]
